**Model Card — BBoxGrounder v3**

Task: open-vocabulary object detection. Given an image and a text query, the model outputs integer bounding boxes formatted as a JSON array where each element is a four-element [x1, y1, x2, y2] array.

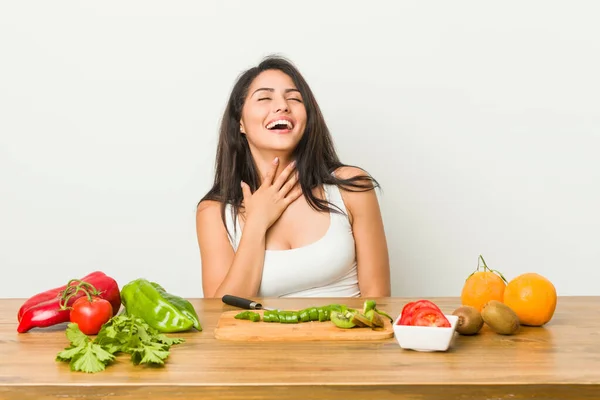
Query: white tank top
[[224, 184, 360, 298]]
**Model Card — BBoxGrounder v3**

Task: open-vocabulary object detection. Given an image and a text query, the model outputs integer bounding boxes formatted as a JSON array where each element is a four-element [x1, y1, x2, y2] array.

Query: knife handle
[[222, 294, 262, 310]]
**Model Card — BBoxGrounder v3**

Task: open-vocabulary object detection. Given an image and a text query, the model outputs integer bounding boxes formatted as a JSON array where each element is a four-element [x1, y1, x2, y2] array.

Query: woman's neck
[[252, 151, 295, 183]]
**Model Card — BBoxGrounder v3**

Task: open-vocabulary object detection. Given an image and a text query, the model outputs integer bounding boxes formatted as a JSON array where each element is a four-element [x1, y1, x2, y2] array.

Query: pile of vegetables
[[234, 300, 393, 329], [17, 271, 121, 334], [16, 272, 201, 373]]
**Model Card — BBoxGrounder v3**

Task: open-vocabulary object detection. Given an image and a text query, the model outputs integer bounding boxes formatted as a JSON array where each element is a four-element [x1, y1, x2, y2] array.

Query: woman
[[196, 55, 391, 299]]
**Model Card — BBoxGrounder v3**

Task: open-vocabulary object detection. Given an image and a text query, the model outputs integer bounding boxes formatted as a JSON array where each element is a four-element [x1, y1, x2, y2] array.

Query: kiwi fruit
[[365, 309, 385, 328], [330, 310, 357, 329], [452, 305, 484, 335], [351, 313, 372, 328], [481, 300, 520, 335]]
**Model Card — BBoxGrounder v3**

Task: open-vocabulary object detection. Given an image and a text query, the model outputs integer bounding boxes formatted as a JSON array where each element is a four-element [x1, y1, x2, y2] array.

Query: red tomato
[[70, 296, 113, 335], [399, 301, 416, 325], [399, 300, 443, 325], [411, 307, 451, 327]]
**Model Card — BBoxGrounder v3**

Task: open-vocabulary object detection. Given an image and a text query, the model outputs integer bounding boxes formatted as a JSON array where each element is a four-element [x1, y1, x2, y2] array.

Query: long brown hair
[[199, 55, 380, 239]]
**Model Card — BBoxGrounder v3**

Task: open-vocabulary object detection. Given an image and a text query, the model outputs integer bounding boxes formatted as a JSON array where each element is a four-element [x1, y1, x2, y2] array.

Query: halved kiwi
[[365, 309, 385, 328], [351, 313, 373, 328], [330, 310, 357, 329]]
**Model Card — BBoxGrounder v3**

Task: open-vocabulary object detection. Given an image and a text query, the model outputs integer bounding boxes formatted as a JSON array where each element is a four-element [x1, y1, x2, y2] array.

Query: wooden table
[[1, 296, 599, 400]]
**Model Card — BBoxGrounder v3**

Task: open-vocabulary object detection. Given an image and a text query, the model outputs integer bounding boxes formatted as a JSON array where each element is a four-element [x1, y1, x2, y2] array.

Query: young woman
[[196, 56, 391, 299]]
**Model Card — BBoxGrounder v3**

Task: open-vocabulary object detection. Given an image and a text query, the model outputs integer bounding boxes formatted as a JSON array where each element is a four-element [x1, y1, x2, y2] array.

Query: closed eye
[[258, 97, 271, 101], [288, 98, 303, 102]]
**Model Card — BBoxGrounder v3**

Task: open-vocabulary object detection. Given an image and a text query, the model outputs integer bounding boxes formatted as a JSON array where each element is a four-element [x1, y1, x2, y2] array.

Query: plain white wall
[[1, 1, 599, 299]]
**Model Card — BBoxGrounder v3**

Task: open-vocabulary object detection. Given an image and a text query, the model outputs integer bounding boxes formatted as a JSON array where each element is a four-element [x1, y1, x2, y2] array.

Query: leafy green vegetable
[[56, 314, 185, 373]]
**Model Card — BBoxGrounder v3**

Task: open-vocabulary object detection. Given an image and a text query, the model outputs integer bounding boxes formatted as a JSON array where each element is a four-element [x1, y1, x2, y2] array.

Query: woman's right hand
[[240, 158, 302, 231]]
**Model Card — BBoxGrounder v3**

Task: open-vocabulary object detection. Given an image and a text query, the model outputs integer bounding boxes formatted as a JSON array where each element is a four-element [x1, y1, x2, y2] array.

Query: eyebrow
[[251, 88, 301, 96]]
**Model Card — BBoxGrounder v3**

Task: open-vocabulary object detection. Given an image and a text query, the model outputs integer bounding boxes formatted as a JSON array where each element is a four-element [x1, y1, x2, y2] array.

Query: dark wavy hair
[[199, 55, 380, 238]]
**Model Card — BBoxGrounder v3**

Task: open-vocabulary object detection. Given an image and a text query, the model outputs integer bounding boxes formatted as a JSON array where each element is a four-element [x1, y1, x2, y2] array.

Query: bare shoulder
[[333, 166, 379, 224], [195, 199, 234, 263], [196, 199, 222, 216], [196, 199, 227, 235], [334, 166, 372, 181]]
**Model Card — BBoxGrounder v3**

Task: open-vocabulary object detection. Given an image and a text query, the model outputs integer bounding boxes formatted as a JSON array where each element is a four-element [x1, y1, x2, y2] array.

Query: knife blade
[[222, 294, 275, 311]]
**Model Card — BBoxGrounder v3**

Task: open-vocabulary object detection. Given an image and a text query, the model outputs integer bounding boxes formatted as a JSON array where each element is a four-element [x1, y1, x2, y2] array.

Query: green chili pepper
[[120, 278, 202, 333], [263, 311, 272, 322], [276, 311, 298, 324], [234, 310, 261, 322], [235, 311, 250, 320], [363, 300, 376, 314], [249, 312, 261, 322], [327, 304, 345, 313], [361, 299, 393, 323], [299, 309, 310, 322], [318, 308, 328, 322], [230, 302, 389, 327], [267, 311, 279, 322], [288, 312, 299, 323]]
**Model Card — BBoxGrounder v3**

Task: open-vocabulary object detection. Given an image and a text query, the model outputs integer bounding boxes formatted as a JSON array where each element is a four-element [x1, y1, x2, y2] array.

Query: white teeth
[[266, 119, 293, 129]]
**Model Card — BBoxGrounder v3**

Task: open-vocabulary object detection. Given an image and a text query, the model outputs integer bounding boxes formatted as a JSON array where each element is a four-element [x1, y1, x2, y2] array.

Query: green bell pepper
[[120, 278, 202, 333]]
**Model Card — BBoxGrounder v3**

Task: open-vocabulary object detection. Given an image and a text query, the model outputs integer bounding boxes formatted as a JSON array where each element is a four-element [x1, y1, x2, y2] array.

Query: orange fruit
[[503, 273, 557, 326], [461, 255, 507, 312]]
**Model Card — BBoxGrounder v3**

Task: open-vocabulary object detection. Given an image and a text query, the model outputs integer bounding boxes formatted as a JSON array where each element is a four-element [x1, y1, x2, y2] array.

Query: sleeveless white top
[[224, 184, 360, 298]]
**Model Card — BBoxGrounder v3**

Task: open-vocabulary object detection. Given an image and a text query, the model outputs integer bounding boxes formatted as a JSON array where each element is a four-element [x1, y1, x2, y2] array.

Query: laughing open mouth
[[266, 119, 294, 130]]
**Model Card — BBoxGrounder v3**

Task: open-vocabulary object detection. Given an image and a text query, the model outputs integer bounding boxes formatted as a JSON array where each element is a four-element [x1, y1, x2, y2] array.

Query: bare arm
[[336, 167, 391, 297], [196, 201, 268, 298]]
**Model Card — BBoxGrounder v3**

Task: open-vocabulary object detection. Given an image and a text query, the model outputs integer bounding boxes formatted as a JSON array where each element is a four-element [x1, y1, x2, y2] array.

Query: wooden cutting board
[[214, 310, 395, 341]]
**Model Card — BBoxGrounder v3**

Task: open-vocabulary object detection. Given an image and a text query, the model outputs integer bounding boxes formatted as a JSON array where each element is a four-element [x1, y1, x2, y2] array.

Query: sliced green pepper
[[318, 307, 329, 322], [277, 311, 299, 324], [262, 311, 272, 322], [234, 310, 260, 322], [235, 311, 251, 320], [298, 309, 311, 322], [266, 310, 279, 322], [120, 278, 202, 333], [249, 312, 261, 322], [308, 307, 319, 321]]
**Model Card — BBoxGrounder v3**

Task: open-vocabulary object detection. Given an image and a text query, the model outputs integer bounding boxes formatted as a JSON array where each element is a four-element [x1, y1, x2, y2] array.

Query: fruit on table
[[120, 278, 202, 333], [17, 271, 121, 333], [352, 309, 385, 328], [397, 299, 451, 327], [452, 305, 484, 335], [330, 309, 357, 329], [481, 300, 520, 335], [461, 255, 508, 312], [503, 272, 557, 326], [69, 293, 114, 335]]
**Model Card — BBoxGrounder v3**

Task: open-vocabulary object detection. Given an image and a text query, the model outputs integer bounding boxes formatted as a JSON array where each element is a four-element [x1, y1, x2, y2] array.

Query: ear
[[240, 121, 246, 134]]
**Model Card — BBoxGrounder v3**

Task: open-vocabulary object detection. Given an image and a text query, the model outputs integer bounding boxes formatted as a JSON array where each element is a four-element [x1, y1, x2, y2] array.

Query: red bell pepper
[[17, 271, 121, 333]]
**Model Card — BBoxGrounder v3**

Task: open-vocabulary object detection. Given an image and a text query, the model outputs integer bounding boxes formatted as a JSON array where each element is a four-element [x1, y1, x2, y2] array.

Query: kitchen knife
[[222, 294, 275, 311]]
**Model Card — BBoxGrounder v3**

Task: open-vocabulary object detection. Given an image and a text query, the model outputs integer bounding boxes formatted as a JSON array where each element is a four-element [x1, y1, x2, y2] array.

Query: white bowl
[[393, 314, 459, 352]]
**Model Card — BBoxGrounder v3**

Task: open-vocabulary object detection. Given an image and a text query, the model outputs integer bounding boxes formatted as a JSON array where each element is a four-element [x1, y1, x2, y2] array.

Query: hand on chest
[[264, 197, 332, 251]]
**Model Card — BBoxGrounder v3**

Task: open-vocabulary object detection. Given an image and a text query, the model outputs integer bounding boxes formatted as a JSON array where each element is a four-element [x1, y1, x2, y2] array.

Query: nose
[[273, 97, 290, 113]]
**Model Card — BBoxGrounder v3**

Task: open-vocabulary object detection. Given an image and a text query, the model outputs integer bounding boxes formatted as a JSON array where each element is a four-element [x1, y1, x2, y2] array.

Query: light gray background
[[1, 1, 598, 299]]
